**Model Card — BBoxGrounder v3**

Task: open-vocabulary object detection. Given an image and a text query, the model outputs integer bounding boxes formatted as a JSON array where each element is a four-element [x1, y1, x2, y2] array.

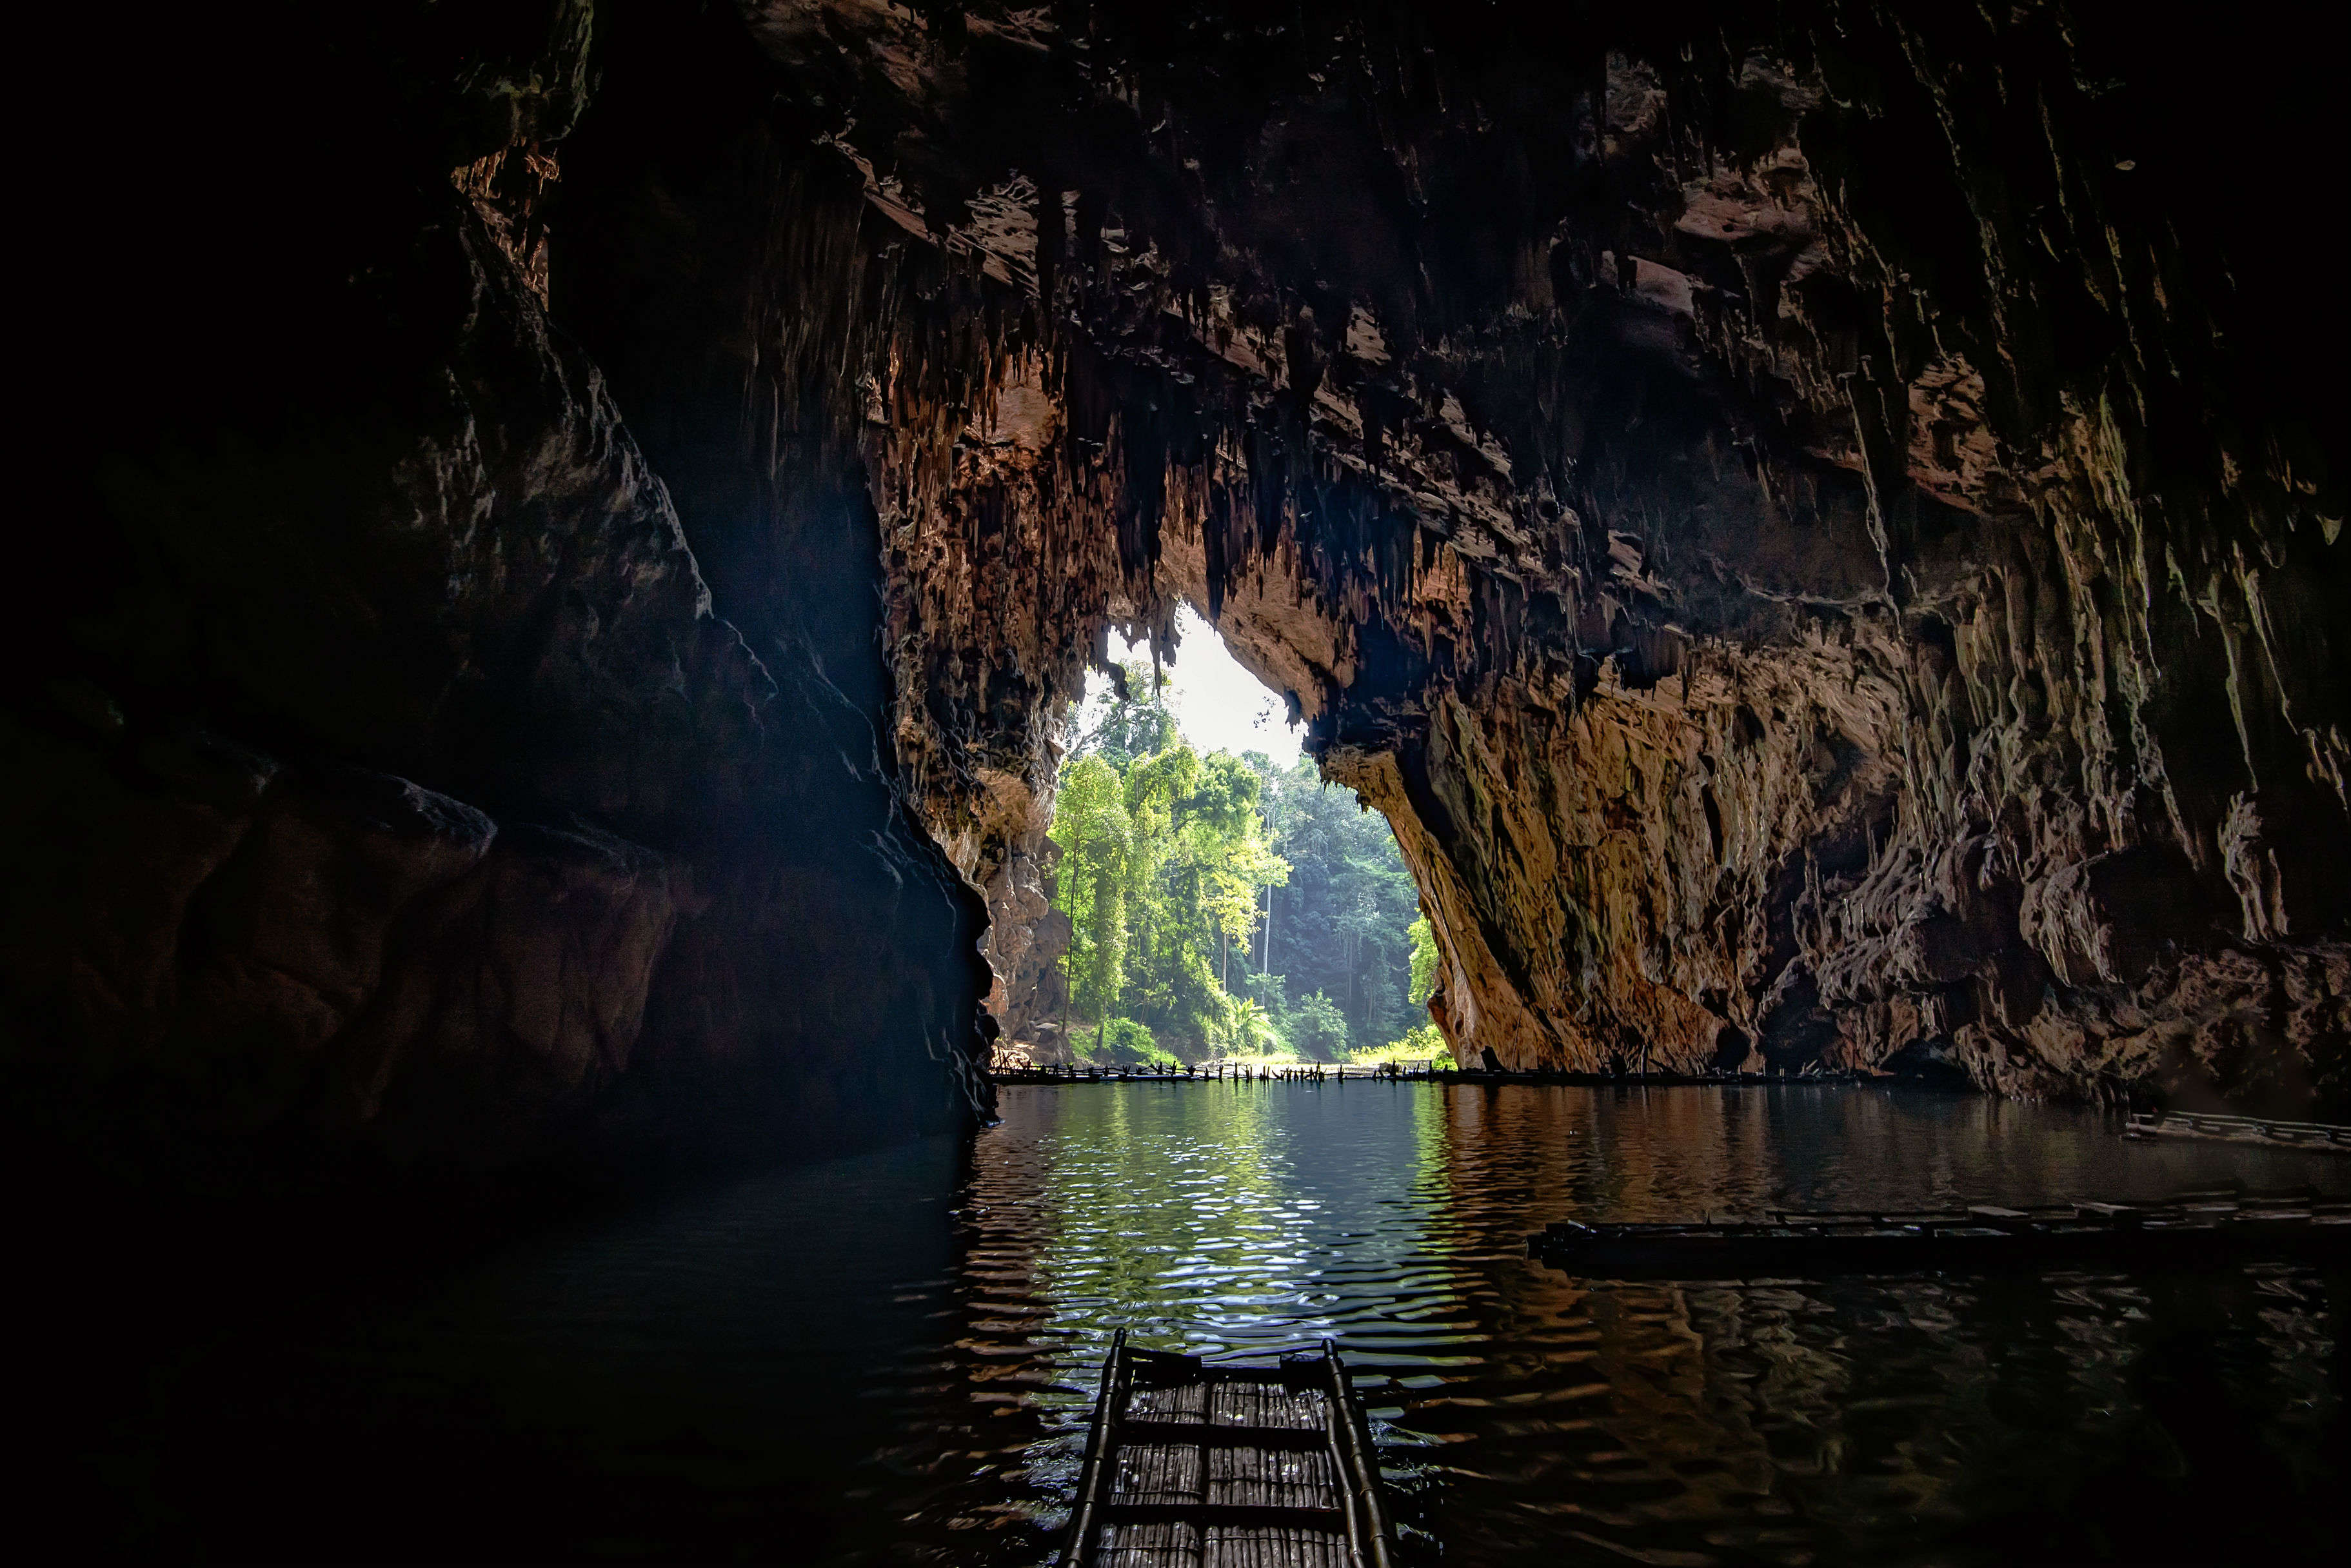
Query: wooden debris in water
[[1529, 1187, 2351, 1279], [2123, 1109, 2351, 1153]]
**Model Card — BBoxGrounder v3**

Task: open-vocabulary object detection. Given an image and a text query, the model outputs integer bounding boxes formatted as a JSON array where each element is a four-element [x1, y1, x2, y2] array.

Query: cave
[[13, 1, 2348, 1561]]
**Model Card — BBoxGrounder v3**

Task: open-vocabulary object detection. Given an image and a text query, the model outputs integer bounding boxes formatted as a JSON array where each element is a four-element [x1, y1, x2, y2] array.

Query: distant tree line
[[1047, 663, 1440, 1064]]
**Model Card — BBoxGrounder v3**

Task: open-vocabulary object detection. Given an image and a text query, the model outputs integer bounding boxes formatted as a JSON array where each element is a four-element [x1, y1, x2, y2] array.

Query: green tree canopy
[[1050, 715, 1291, 1058], [1074, 658, 1179, 767], [1049, 753, 1133, 1047], [1287, 991, 1348, 1059], [1408, 915, 1438, 1007], [1250, 757, 1422, 1053], [1049, 666, 1424, 1064]]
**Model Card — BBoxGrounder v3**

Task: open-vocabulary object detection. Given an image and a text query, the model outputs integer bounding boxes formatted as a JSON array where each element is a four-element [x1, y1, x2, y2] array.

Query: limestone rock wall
[[729, 1, 2346, 1110], [1, 719, 692, 1160]]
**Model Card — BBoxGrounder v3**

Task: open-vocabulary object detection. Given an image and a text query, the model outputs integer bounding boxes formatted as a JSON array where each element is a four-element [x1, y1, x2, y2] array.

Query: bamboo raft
[[1061, 1333, 1396, 1568], [1529, 1186, 2351, 1280]]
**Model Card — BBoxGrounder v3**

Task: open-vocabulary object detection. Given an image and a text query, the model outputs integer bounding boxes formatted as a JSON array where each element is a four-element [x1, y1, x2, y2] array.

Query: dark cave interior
[[8, 2, 2348, 1556]]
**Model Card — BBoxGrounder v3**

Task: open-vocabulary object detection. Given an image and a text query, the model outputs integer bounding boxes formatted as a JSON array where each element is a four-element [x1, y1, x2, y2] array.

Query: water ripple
[[868, 1082, 2350, 1567]]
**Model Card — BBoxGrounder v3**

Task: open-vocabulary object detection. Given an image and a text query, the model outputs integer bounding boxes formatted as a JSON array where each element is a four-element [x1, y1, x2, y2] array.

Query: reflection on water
[[113, 1084, 2346, 1562], [905, 1083, 2347, 1567]]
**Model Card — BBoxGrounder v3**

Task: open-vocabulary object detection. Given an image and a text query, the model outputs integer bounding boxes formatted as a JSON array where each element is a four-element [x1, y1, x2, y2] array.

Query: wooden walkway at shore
[[1529, 1185, 2351, 1279], [1062, 1332, 1396, 1568], [993, 1071, 2351, 1157], [991, 1061, 1865, 1087]]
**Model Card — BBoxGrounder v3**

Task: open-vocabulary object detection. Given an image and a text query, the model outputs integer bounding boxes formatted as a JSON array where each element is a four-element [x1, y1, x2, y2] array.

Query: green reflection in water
[[1022, 1082, 1446, 1356], [940, 1082, 2348, 1568]]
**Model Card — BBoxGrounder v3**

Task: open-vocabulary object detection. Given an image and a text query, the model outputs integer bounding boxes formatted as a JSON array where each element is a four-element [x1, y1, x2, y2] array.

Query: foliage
[[1216, 997, 1279, 1057], [1073, 659, 1179, 766], [1050, 713, 1289, 1058], [1345, 1023, 1449, 1067], [1285, 991, 1349, 1060], [1049, 657, 1427, 1063], [1407, 916, 1438, 1006], [1049, 755, 1133, 1040], [1250, 756, 1423, 1053], [1082, 1016, 1178, 1067]]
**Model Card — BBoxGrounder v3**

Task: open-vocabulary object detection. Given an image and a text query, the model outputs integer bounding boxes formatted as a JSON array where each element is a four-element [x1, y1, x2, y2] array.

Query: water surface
[[909, 1082, 2346, 1566], [114, 1083, 2348, 1563]]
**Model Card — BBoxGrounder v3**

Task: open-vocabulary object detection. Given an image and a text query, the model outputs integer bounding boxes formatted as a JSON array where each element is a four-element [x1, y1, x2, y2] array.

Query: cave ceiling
[[671, 1, 2345, 1102]]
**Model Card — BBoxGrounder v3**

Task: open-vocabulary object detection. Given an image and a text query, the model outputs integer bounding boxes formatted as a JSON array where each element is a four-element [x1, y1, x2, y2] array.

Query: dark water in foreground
[[94, 1084, 2349, 1562]]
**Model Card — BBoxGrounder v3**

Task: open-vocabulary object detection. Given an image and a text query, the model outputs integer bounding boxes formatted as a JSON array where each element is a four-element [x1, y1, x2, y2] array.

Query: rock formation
[[713, 0, 2348, 1109], [10, 0, 2345, 1173], [16, 3, 993, 1171]]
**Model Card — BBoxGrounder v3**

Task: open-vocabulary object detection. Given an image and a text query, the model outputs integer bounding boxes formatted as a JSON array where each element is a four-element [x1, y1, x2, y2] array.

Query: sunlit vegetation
[[1049, 662, 1434, 1064], [1344, 1031, 1448, 1067], [1350, 917, 1448, 1064]]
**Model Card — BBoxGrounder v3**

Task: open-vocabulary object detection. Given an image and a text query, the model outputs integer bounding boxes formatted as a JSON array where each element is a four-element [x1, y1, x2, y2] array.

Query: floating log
[[1527, 1187, 2351, 1279], [1062, 1331, 1396, 1568], [2123, 1110, 2351, 1154]]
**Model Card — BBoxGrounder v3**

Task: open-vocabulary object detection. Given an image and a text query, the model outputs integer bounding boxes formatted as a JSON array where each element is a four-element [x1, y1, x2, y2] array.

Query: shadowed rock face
[[9, 0, 2345, 1173], [15, 3, 991, 1172]]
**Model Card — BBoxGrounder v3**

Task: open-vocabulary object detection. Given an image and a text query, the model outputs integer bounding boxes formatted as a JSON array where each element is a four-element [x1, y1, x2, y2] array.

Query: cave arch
[[799, 0, 2348, 1102], [16, 1, 2347, 1176]]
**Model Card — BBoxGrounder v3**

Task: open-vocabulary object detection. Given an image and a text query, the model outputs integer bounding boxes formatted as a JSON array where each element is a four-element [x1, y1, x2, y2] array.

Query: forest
[[1046, 664, 1442, 1066]]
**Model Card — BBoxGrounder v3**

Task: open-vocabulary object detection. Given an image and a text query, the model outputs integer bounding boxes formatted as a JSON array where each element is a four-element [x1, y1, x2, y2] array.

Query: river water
[[110, 1083, 2348, 1562]]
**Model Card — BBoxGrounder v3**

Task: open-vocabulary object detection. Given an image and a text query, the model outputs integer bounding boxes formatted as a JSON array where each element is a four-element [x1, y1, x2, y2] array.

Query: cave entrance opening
[[1078, 605, 1302, 771], [1040, 606, 1434, 1073]]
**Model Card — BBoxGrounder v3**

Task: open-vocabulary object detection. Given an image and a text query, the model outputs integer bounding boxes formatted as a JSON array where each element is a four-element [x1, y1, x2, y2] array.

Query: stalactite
[[779, 3, 2345, 1107]]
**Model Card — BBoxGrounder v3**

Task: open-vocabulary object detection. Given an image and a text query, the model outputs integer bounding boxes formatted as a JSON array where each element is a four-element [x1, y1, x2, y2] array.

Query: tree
[[1062, 738, 1298, 1053], [1287, 991, 1348, 1060], [1053, 682, 1438, 1066], [1049, 754, 1133, 1050], [1218, 997, 1278, 1057], [1178, 753, 1287, 990], [1095, 1017, 1172, 1067], [1250, 756, 1421, 1053], [1116, 742, 1207, 1040], [1073, 658, 1179, 766], [1408, 915, 1438, 1006]]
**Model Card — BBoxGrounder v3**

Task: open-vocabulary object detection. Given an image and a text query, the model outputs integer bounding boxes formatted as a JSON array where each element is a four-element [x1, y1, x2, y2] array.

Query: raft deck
[[1062, 1333, 1395, 1568], [1530, 1186, 2351, 1279]]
